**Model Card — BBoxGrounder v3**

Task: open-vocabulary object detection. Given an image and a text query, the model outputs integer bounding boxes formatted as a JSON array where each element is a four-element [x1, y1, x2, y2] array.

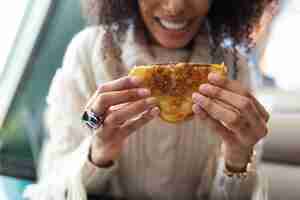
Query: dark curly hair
[[81, 0, 278, 49]]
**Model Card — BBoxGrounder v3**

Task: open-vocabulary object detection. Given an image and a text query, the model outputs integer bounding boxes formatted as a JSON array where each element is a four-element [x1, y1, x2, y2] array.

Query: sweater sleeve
[[23, 26, 118, 200], [196, 141, 267, 200], [196, 47, 268, 200]]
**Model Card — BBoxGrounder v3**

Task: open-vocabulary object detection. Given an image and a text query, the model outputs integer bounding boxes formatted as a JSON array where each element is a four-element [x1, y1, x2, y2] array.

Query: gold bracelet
[[223, 150, 256, 179]]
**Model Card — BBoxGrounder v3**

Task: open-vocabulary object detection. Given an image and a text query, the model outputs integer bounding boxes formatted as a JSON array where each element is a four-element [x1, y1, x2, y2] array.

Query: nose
[[162, 0, 185, 16]]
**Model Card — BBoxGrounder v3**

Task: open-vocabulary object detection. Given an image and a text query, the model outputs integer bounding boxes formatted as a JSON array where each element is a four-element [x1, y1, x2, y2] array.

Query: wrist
[[224, 145, 253, 172], [89, 140, 114, 168]]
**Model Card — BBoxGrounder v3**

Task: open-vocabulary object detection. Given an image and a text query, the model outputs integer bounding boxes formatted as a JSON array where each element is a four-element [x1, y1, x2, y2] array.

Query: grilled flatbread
[[129, 63, 227, 123]]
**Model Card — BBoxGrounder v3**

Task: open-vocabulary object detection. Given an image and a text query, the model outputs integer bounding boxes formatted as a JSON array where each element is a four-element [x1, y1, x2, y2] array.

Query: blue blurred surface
[[0, 176, 32, 200]]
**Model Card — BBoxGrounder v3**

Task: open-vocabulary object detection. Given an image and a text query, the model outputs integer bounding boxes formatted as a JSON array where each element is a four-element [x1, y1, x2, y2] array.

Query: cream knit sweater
[[23, 24, 267, 200]]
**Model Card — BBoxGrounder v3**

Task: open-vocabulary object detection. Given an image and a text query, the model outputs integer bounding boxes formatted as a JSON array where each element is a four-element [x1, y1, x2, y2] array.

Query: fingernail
[[146, 97, 157, 106], [131, 76, 143, 85], [192, 104, 207, 120], [208, 73, 221, 82], [150, 107, 160, 117], [138, 88, 151, 96], [192, 104, 201, 114], [199, 84, 210, 93], [192, 93, 206, 105]]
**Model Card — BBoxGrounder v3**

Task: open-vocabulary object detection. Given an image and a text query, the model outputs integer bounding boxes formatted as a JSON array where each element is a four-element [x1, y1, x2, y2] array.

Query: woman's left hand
[[192, 72, 270, 171]]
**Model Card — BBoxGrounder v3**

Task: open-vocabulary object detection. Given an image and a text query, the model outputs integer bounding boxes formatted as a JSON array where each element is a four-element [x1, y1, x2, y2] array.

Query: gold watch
[[223, 150, 256, 179]]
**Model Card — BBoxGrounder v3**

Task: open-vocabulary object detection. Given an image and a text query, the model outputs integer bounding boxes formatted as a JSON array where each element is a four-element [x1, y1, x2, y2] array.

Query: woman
[[24, 0, 276, 200]]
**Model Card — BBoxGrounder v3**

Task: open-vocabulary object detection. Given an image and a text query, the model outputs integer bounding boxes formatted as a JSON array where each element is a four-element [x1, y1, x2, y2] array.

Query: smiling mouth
[[154, 17, 190, 31]]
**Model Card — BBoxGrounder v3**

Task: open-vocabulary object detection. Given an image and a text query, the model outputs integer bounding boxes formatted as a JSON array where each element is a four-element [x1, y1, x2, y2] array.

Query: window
[[0, 0, 53, 128], [264, 0, 300, 90], [0, 1, 29, 76]]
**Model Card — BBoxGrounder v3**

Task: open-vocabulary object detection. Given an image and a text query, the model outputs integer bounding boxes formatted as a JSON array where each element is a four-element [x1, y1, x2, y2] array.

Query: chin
[[158, 39, 191, 49], [154, 34, 195, 49]]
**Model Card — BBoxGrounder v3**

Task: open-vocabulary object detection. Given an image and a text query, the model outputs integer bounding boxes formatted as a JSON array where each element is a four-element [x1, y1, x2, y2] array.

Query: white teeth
[[159, 19, 188, 30]]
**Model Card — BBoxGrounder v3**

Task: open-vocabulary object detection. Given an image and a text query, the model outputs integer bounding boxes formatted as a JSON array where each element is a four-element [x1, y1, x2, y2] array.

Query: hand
[[192, 73, 269, 170], [85, 76, 160, 166]]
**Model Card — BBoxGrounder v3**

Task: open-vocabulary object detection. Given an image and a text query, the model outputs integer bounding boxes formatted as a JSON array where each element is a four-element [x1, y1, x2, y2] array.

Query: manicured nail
[[192, 104, 207, 120], [150, 107, 160, 117], [192, 93, 206, 105], [146, 97, 157, 106], [192, 92, 205, 104], [199, 84, 210, 93], [192, 104, 201, 114], [208, 73, 221, 82], [138, 88, 151, 96]]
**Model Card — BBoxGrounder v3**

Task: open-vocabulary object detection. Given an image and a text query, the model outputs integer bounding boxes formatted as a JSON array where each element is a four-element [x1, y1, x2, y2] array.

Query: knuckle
[[127, 89, 139, 100], [105, 114, 123, 126], [97, 84, 106, 93], [261, 124, 269, 137], [211, 86, 222, 98], [240, 97, 252, 111], [240, 121, 250, 133], [244, 91, 251, 98], [103, 116, 113, 126], [229, 112, 242, 126], [124, 76, 133, 87]]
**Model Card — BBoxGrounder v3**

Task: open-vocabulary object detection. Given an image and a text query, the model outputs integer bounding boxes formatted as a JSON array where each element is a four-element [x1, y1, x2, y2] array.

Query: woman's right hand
[[85, 76, 160, 167]]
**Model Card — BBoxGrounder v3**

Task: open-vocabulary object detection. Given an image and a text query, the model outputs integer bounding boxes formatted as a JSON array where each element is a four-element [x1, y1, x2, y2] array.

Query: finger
[[121, 107, 160, 138], [208, 73, 269, 122], [207, 73, 270, 124], [91, 88, 151, 114], [208, 73, 250, 97], [85, 91, 99, 110], [196, 88, 268, 147], [192, 104, 208, 120], [86, 75, 143, 110], [199, 84, 265, 133], [199, 83, 250, 111], [213, 99, 240, 114], [215, 98, 268, 146], [104, 97, 157, 128], [98, 76, 143, 93], [249, 93, 270, 122], [109, 102, 131, 112], [86, 76, 141, 110], [192, 93, 247, 134]]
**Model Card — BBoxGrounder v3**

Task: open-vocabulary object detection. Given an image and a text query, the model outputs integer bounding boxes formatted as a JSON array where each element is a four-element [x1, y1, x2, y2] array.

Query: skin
[[89, 0, 269, 170], [138, 0, 210, 49], [192, 73, 269, 170]]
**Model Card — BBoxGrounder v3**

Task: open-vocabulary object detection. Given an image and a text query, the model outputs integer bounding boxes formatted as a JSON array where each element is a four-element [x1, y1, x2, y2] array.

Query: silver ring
[[82, 109, 105, 130]]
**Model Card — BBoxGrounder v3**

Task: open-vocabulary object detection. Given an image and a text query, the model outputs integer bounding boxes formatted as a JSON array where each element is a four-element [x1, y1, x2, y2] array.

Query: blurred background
[[0, 0, 299, 200]]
